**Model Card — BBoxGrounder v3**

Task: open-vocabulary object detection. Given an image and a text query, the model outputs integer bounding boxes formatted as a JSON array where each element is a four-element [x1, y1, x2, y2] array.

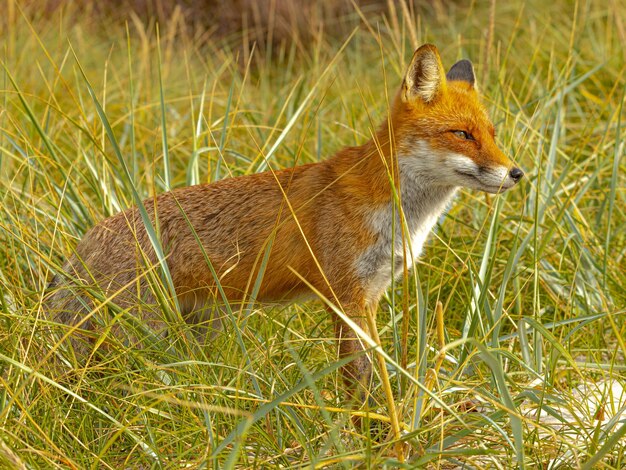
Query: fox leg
[[331, 301, 374, 406]]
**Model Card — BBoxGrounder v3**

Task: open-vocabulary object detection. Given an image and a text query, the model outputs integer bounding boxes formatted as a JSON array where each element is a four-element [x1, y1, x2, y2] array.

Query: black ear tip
[[446, 59, 475, 85], [454, 59, 473, 69]]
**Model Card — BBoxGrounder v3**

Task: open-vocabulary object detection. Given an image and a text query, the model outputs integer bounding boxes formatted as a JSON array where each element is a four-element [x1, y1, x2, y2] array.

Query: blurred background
[[11, 0, 473, 67]]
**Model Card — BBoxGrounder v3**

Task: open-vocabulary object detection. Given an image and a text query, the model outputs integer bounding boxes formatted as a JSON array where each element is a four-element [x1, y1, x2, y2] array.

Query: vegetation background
[[0, 0, 624, 467]]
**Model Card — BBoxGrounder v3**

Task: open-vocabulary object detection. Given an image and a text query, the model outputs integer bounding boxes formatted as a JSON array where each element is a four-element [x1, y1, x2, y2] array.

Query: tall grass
[[1, 0, 625, 467]]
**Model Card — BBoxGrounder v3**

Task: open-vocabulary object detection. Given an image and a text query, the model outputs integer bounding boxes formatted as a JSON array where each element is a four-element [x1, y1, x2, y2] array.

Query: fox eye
[[452, 130, 475, 141]]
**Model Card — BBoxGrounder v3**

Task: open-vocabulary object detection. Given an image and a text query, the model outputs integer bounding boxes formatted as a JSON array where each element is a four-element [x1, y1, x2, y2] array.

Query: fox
[[46, 44, 523, 404]]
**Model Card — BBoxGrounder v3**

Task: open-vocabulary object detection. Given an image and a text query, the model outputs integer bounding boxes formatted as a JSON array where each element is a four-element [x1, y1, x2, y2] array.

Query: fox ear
[[446, 59, 476, 87], [402, 44, 446, 104]]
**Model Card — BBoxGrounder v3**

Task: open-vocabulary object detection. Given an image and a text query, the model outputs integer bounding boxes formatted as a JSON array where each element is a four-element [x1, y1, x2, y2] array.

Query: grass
[[1, 0, 625, 467]]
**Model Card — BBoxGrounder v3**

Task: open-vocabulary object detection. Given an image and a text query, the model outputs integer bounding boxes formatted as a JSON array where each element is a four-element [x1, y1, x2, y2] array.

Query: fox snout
[[444, 134, 524, 194], [469, 162, 525, 194], [477, 145, 524, 193], [444, 153, 524, 194], [488, 164, 524, 193]]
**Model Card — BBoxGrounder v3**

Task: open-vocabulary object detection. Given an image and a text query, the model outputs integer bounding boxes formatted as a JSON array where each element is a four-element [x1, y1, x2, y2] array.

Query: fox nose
[[509, 167, 524, 182]]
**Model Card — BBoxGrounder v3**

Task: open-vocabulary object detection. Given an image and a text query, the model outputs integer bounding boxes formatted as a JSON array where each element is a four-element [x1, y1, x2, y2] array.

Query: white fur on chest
[[355, 155, 457, 304]]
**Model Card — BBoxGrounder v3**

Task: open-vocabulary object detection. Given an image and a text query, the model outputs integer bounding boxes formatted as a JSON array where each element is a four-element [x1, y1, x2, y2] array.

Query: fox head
[[390, 44, 523, 194]]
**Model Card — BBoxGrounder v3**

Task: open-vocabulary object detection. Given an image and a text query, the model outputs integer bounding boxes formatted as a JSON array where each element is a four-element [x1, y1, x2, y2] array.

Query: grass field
[[1, 0, 625, 468]]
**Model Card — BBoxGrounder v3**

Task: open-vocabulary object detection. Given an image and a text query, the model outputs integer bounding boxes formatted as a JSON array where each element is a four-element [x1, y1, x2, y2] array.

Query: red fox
[[47, 44, 523, 402]]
